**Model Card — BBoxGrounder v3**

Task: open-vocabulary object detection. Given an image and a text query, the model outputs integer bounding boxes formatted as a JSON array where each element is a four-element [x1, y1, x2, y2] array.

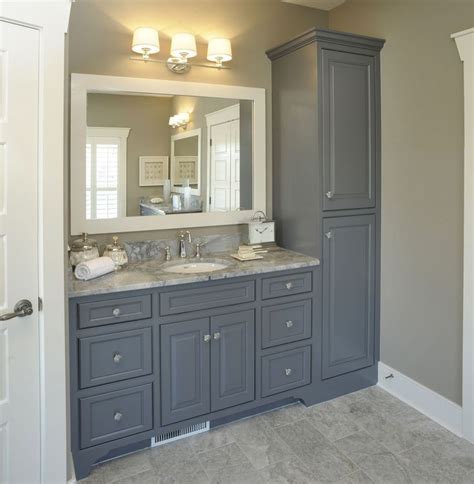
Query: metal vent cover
[[151, 421, 210, 447]]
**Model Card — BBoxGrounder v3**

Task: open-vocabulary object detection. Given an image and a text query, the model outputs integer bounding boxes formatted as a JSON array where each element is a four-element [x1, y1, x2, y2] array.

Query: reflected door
[[209, 119, 240, 212], [0, 21, 41, 483]]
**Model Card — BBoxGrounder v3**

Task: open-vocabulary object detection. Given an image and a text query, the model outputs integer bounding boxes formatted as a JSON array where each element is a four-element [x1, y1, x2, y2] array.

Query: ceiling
[[281, 0, 346, 11]]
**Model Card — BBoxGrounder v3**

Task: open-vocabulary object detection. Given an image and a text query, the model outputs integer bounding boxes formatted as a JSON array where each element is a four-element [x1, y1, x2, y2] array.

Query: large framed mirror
[[70, 74, 266, 234]]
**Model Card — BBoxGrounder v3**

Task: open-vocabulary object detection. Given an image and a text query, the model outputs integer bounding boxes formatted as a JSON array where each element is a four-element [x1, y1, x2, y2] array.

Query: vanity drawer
[[160, 280, 255, 315], [261, 346, 311, 397], [261, 272, 312, 300], [77, 295, 152, 329], [79, 384, 153, 449], [79, 328, 152, 389], [261, 299, 312, 349]]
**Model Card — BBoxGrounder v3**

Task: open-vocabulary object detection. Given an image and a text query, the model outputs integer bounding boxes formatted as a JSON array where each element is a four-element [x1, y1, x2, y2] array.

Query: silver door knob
[[112, 308, 121, 317], [0, 299, 34, 321], [213, 332, 221, 340], [113, 411, 123, 422], [285, 368, 292, 376], [203, 334, 211, 343], [326, 191, 334, 199], [285, 282, 293, 290], [285, 320, 294, 328], [113, 352, 122, 363]]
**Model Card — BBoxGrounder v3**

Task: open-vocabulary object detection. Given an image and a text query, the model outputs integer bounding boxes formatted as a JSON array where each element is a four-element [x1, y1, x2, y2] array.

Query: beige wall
[[68, 0, 328, 240], [87, 93, 173, 216], [330, 0, 472, 405]]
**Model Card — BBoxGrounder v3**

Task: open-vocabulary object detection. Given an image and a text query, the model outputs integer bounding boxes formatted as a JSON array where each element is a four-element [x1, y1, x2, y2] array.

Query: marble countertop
[[68, 247, 320, 298]]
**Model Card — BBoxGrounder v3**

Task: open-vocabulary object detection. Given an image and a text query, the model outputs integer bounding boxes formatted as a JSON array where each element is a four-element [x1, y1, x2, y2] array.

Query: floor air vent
[[151, 421, 210, 447]]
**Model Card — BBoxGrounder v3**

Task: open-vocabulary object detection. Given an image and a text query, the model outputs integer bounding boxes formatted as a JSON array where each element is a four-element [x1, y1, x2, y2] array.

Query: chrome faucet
[[178, 230, 192, 258]]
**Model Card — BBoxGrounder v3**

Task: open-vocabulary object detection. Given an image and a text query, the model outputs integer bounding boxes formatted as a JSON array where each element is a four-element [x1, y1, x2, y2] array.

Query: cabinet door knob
[[285, 368, 292, 376], [325, 231, 332, 239], [114, 411, 123, 422], [112, 308, 121, 317], [213, 332, 221, 340], [285, 320, 294, 328], [285, 282, 293, 290], [326, 191, 334, 199], [113, 352, 122, 363], [203, 334, 211, 343]]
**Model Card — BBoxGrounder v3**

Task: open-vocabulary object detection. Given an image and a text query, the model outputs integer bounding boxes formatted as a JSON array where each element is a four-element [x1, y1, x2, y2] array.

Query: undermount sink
[[161, 259, 229, 274]]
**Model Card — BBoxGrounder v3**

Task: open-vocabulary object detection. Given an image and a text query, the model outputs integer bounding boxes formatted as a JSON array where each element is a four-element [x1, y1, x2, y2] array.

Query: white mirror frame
[[70, 73, 266, 235], [170, 128, 201, 196]]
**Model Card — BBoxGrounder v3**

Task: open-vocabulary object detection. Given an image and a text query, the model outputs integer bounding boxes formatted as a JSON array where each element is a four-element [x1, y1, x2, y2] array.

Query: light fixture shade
[[207, 38, 232, 63], [132, 27, 160, 56], [171, 33, 197, 58]]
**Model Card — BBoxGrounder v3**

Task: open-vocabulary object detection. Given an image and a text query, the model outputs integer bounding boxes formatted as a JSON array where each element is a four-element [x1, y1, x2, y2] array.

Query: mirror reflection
[[85, 93, 253, 219]]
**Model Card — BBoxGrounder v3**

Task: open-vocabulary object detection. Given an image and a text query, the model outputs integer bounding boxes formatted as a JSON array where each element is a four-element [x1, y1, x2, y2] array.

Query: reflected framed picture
[[139, 156, 169, 186]]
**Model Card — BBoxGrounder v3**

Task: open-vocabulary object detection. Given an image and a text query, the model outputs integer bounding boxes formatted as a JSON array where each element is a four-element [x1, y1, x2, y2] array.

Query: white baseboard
[[378, 361, 463, 437]]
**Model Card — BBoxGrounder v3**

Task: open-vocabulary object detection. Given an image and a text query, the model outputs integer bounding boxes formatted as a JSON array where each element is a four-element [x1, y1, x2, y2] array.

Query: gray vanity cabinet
[[321, 49, 376, 211], [210, 310, 255, 411], [160, 318, 211, 425], [322, 215, 375, 379], [161, 310, 255, 425]]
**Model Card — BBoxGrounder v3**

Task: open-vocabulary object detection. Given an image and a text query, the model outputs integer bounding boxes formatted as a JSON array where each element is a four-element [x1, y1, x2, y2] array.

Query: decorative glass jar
[[69, 232, 99, 267], [103, 236, 128, 270]]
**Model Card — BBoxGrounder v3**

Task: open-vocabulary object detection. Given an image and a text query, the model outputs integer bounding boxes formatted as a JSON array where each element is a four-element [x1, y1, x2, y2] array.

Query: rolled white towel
[[74, 257, 115, 281]]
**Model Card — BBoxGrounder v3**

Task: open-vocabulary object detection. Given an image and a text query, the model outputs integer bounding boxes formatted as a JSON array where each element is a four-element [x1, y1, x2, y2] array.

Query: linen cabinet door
[[210, 310, 255, 411], [321, 49, 376, 211], [160, 318, 210, 425], [322, 215, 375, 379]]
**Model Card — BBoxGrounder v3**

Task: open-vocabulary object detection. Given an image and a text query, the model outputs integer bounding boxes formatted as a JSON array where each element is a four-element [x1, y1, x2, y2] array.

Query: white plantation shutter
[[86, 127, 130, 219]]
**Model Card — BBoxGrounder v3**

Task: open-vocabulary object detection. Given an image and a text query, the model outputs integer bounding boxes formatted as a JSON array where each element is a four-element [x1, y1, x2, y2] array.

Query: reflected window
[[85, 127, 130, 219]]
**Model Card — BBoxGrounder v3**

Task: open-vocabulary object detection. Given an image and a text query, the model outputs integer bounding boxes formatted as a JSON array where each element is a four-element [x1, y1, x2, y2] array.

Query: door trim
[[453, 27, 474, 444], [0, 2, 72, 481]]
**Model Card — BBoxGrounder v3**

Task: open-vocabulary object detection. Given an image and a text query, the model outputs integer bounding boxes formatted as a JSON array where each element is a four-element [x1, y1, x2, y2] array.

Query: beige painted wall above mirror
[[70, 74, 265, 234]]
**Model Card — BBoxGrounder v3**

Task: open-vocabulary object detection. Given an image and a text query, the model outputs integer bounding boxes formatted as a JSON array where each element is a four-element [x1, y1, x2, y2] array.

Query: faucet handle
[[164, 246, 171, 261], [194, 241, 206, 259]]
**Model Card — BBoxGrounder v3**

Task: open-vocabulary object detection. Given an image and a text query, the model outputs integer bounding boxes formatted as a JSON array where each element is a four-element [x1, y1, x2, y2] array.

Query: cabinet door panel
[[210, 310, 255, 411], [161, 318, 210, 425], [322, 49, 376, 210], [322, 215, 375, 378]]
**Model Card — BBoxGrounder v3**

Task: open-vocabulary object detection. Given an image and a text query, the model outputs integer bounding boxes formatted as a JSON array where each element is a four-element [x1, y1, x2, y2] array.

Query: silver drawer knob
[[325, 231, 333, 239], [326, 191, 334, 199], [113, 352, 122, 363], [285, 320, 294, 328], [203, 334, 211, 343], [213, 332, 221, 340], [285, 368, 292, 376], [112, 308, 121, 317], [285, 282, 293, 290], [114, 411, 123, 422]]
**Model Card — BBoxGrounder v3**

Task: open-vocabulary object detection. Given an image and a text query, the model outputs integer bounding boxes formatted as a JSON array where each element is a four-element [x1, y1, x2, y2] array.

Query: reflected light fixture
[[132, 27, 160, 60], [169, 112, 190, 129], [130, 28, 232, 73], [207, 38, 233, 68]]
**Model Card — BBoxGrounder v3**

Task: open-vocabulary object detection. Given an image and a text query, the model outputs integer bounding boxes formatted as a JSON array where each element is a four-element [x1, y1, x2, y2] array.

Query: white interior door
[[0, 20, 41, 484], [209, 119, 240, 212]]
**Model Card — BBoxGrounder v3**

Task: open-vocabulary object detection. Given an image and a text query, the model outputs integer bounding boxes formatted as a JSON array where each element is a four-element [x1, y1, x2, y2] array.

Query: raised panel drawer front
[[261, 272, 312, 300], [79, 384, 153, 449], [321, 48, 376, 211], [77, 295, 152, 329], [261, 299, 312, 349], [261, 346, 311, 397], [322, 215, 375, 379], [160, 281, 255, 315], [79, 328, 152, 388]]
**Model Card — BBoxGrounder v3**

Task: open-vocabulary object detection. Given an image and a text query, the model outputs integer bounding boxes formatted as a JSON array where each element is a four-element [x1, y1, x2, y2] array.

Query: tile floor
[[81, 386, 474, 484]]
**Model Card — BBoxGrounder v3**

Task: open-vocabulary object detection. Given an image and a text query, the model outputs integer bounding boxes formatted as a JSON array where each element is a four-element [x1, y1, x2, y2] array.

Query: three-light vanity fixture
[[131, 27, 232, 74]]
